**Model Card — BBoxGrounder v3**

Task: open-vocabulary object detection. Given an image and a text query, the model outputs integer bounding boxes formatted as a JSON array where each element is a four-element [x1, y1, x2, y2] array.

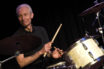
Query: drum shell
[[64, 37, 104, 69]]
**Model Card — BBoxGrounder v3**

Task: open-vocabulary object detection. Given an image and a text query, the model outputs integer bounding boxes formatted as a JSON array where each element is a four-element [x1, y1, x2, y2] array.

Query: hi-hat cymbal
[[0, 34, 42, 55], [79, 2, 104, 16]]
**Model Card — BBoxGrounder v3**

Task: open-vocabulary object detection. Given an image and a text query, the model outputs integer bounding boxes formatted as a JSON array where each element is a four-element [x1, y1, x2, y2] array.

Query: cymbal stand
[[0, 51, 20, 69], [96, 11, 104, 44], [81, 17, 90, 37], [0, 55, 16, 69]]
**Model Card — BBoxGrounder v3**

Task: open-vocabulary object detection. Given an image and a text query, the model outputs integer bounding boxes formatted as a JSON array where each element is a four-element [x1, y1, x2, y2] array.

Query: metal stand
[[96, 11, 104, 44], [0, 51, 20, 69]]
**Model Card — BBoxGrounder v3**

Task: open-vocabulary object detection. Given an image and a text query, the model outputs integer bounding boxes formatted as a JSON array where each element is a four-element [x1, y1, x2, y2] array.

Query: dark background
[[0, 0, 104, 51]]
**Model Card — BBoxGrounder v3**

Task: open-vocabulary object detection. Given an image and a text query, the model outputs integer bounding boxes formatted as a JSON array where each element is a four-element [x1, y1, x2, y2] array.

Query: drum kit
[[47, 1, 104, 69], [0, 1, 104, 69]]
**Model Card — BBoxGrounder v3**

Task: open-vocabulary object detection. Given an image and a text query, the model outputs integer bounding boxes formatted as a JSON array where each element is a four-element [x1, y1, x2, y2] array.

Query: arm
[[16, 50, 43, 68], [16, 41, 52, 68]]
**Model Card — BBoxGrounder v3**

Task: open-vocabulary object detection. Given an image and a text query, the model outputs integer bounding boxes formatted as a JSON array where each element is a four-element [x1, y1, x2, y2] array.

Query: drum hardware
[[47, 61, 67, 69], [82, 39, 100, 61], [95, 11, 104, 44], [74, 1, 104, 69], [82, 40, 100, 60], [82, 43, 88, 50], [47, 61, 76, 69], [0, 51, 19, 69], [79, 1, 104, 44], [88, 52, 94, 60], [93, 38, 99, 45]]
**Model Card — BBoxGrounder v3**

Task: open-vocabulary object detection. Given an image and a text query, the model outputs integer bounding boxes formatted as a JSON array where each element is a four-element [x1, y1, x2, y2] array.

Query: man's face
[[17, 6, 33, 27]]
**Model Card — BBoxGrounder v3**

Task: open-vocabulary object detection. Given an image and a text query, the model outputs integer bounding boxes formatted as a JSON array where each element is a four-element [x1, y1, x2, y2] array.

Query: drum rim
[[83, 56, 104, 69], [65, 36, 91, 53], [47, 61, 66, 68]]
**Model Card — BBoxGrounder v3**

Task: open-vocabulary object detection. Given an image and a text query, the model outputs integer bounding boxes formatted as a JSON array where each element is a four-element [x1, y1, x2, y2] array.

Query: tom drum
[[64, 37, 104, 69]]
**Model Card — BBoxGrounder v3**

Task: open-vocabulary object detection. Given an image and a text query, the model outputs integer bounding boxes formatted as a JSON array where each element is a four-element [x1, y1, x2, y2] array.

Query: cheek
[[18, 17, 22, 22]]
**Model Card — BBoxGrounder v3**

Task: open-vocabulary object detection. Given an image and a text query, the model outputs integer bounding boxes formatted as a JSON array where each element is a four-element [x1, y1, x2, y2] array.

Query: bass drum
[[64, 37, 104, 69]]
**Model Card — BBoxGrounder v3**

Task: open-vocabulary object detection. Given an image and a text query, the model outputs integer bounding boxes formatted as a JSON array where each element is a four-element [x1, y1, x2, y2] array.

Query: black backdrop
[[0, 0, 104, 51]]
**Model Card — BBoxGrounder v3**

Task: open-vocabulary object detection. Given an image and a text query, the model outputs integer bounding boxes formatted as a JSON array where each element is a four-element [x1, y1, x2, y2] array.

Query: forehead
[[18, 6, 30, 14]]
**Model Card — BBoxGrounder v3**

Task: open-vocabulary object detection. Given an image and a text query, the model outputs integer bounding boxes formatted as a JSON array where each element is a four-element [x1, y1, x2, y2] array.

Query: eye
[[24, 13, 28, 16], [18, 15, 22, 18]]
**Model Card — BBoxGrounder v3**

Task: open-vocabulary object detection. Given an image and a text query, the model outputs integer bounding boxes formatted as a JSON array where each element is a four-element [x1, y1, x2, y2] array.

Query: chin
[[22, 24, 30, 27]]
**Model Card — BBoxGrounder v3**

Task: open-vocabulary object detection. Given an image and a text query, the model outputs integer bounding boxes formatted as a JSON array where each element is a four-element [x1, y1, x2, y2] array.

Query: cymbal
[[0, 34, 41, 55], [79, 2, 104, 16]]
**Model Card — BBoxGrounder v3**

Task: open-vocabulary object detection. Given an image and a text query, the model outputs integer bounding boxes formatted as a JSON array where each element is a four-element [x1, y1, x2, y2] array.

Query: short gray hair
[[16, 3, 33, 15]]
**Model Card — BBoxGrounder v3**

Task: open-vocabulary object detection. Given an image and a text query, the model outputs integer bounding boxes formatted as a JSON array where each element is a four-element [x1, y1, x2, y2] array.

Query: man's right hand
[[39, 41, 52, 55]]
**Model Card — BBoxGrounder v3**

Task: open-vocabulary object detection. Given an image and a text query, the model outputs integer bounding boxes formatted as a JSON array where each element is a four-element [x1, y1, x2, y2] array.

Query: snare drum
[[65, 37, 104, 69]]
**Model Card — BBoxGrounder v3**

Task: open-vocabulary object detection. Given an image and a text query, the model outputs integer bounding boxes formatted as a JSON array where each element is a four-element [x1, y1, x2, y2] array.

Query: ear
[[31, 13, 34, 19]]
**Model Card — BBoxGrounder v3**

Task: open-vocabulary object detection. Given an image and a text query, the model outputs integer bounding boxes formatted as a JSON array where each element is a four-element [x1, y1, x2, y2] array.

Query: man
[[13, 3, 64, 69]]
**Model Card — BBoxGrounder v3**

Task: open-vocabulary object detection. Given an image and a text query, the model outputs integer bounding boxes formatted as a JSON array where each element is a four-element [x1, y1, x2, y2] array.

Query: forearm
[[16, 41, 52, 68], [16, 51, 43, 68]]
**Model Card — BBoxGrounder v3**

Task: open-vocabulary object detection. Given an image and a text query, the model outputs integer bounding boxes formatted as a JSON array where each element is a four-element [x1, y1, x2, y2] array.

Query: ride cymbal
[[79, 2, 104, 16], [0, 34, 41, 55]]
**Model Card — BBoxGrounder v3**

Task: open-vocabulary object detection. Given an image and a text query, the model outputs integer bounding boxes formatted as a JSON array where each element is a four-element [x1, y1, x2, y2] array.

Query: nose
[[22, 15, 25, 20]]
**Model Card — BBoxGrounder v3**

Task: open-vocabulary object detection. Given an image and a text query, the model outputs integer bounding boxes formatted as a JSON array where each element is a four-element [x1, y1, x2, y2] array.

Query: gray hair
[[16, 3, 33, 15]]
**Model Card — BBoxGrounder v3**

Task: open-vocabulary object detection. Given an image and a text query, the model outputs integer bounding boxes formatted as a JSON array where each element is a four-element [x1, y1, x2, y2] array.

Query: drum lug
[[94, 39, 99, 45], [88, 52, 94, 60], [82, 43, 88, 50]]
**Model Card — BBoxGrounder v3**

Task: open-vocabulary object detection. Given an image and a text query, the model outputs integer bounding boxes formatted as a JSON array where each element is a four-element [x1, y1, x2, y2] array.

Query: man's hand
[[39, 41, 52, 55], [52, 47, 64, 59]]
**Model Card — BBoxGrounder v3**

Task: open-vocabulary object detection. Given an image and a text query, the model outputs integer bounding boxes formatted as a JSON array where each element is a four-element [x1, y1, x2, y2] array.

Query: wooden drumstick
[[51, 24, 62, 42], [43, 24, 62, 57]]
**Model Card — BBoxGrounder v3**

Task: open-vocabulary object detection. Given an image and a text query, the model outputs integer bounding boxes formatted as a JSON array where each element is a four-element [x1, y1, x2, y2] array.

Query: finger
[[49, 41, 53, 45], [60, 51, 64, 55], [58, 50, 64, 55], [54, 46, 56, 49], [54, 46, 59, 50]]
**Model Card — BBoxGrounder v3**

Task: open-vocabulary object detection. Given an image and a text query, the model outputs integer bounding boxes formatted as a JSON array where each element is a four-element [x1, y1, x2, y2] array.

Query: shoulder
[[33, 26, 47, 31]]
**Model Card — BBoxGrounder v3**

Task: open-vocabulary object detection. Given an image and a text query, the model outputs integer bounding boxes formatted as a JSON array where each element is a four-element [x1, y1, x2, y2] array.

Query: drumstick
[[51, 24, 62, 42], [43, 24, 62, 57]]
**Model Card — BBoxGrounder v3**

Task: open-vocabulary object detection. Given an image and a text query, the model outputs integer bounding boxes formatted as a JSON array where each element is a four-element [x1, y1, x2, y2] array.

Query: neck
[[25, 24, 32, 32]]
